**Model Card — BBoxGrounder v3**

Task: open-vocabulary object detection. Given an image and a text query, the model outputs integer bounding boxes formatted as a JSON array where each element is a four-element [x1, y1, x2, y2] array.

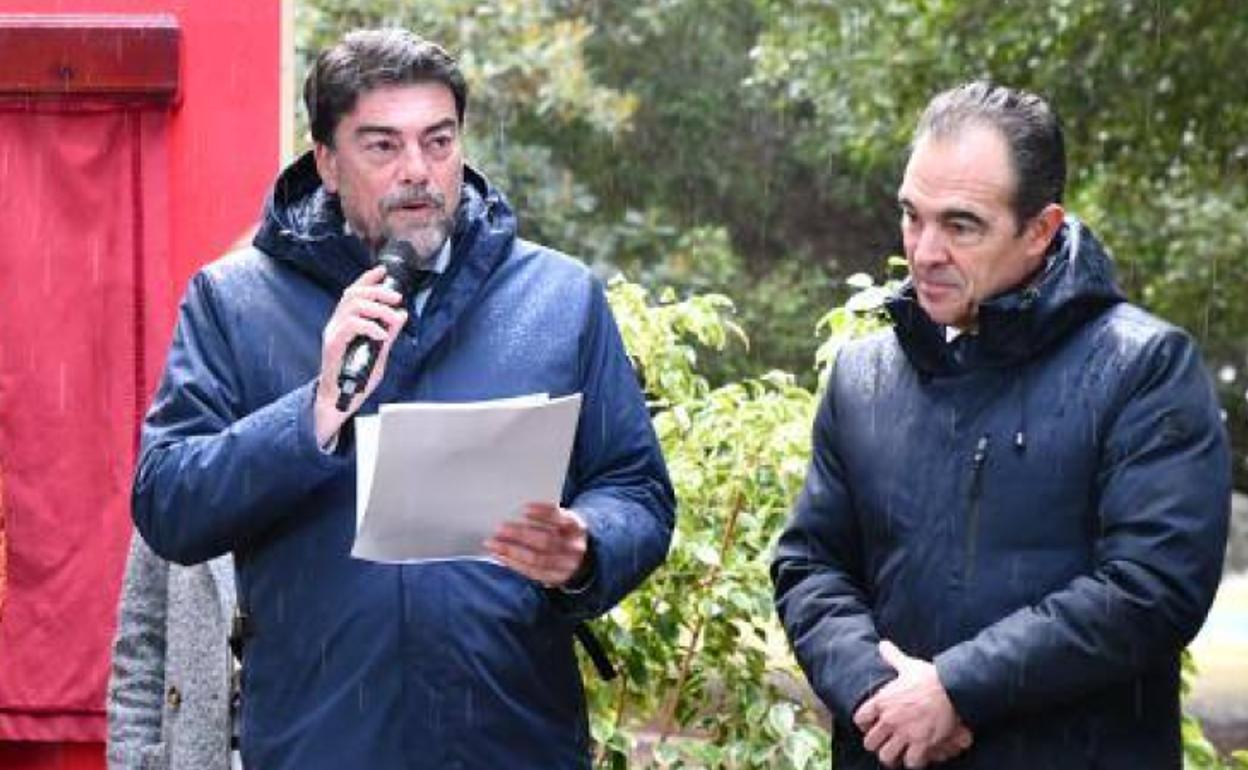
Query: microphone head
[[375, 239, 420, 297]]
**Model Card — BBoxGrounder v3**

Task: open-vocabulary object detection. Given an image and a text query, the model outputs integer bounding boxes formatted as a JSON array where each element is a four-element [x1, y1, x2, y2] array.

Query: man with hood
[[132, 29, 674, 769], [773, 82, 1230, 769]]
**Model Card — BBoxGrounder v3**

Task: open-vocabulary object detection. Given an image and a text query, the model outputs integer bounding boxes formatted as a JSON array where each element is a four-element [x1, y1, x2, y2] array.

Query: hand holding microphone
[[313, 239, 423, 447], [336, 241, 423, 410]]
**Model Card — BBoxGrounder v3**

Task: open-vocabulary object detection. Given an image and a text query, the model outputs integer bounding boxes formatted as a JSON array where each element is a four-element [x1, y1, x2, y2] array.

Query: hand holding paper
[[484, 503, 589, 588]]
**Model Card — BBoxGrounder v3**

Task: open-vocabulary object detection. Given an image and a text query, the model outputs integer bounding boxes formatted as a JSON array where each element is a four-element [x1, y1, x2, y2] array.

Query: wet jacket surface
[[133, 153, 675, 770], [773, 220, 1230, 769]]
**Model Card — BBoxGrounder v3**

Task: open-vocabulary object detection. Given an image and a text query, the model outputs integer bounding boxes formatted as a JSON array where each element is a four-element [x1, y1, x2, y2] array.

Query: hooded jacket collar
[[885, 218, 1125, 376], [251, 150, 517, 295]]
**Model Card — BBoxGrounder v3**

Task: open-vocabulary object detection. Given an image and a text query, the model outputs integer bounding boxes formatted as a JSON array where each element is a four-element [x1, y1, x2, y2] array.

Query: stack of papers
[[351, 393, 582, 563]]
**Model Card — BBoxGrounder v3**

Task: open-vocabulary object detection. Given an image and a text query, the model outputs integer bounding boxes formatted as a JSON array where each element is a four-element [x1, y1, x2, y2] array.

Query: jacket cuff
[[294, 380, 355, 469], [830, 658, 898, 727], [557, 533, 597, 595], [545, 523, 608, 619], [933, 642, 1001, 729]]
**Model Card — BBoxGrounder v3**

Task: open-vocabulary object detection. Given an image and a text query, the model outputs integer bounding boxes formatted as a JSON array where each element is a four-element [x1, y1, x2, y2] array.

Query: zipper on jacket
[[964, 434, 990, 583]]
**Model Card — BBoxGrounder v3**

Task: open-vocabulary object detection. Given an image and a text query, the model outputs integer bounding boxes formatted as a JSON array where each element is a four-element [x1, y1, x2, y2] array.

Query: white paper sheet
[[351, 392, 582, 563]]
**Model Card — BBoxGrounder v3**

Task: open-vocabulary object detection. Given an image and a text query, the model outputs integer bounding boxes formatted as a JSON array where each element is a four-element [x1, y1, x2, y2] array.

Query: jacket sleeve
[[935, 329, 1231, 727], [107, 532, 169, 770], [132, 271, 351, 565], [771, 372, 898, 724], [549, 280, 676, 620]]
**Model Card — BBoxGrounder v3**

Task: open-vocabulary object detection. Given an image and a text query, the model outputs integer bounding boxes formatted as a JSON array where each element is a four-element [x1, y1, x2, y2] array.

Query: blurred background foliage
[[297, 1, 1248, 765]]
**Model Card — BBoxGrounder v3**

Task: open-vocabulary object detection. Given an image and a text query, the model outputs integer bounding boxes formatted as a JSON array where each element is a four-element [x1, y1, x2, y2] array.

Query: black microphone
[[335, 239, 421, 411]]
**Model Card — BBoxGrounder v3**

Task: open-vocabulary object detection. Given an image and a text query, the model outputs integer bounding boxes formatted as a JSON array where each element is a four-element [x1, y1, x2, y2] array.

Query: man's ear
[[1024, 203, 1065, 259], [313, 142, 339, 194]]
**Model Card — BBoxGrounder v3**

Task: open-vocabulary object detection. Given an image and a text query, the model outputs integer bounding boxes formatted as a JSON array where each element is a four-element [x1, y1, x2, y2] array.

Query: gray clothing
[[107, 532, 235, 770]]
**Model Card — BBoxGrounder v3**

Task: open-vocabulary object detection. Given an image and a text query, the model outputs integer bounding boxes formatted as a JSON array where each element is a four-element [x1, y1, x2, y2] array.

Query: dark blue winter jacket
[[773, 220, 1230, 768], [133, 153, 675, 769]]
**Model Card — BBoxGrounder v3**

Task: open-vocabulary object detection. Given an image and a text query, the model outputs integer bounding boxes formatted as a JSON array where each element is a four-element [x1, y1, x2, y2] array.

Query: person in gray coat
[[107, 532, 236, 770]]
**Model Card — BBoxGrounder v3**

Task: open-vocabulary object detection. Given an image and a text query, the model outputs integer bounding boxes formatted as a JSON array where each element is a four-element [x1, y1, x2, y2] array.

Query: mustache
[[914, 266, 964, 287], [380, 187, 446, 213]]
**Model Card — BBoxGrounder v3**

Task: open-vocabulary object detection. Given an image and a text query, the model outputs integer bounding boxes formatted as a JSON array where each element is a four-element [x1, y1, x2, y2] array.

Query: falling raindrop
[[58, 360, 67, 415], [90, 237, 102, 285]]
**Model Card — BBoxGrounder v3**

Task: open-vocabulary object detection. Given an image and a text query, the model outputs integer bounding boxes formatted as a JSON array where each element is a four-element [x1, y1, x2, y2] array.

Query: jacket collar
[[251, 151, 519, 378], [251, 151, 516, 297], [885, 217, 1125, 376]]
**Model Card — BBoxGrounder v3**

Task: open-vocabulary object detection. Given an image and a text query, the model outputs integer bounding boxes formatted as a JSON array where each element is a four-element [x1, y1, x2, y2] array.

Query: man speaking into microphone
[[132, 29, 674, 770]]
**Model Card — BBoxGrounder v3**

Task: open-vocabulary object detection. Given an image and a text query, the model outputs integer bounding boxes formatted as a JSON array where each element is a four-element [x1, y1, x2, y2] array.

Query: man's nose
[[910, 225, 948, 266], [397, 141, 431, 184]]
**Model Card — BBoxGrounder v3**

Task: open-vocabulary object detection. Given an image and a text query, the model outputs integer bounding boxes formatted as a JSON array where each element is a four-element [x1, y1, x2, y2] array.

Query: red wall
[[0, 2, 282, 767], [0, 0, 284, 295]]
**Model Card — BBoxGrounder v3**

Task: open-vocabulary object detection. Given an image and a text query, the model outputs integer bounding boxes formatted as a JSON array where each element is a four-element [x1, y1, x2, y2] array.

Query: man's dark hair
[[304, 29, 468, 147], [915, 81, 1065, 230]]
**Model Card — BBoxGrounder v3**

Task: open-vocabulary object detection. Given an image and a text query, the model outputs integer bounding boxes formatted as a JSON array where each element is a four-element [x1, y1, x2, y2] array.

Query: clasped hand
[[853, 640, 973, 768]]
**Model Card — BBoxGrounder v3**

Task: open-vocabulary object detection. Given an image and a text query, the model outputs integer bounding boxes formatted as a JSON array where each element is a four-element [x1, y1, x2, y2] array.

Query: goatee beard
[[377, 188, 453, 268], [391, 222, 450, 270]]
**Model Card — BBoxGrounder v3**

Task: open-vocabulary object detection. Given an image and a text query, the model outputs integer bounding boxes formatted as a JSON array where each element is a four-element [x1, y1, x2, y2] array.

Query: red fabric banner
[[0, 100, 172, 740], [1, 465, 7, 623]]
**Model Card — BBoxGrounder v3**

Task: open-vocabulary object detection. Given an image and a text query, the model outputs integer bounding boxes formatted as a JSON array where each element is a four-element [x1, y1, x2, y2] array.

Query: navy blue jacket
[[133, 153, 675, 769], [773, 220, 1230, 768]]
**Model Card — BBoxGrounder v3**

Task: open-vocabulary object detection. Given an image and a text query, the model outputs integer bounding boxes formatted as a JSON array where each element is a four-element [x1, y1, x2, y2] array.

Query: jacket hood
[[885, 217, 1125, 376], [252, 150, 517, 293]]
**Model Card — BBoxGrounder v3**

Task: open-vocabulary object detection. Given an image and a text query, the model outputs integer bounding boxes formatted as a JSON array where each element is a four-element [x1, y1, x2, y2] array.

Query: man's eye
[[425, 135, 454, 156], [365, 139, 399, 154], [946, 219, 986, 245]]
